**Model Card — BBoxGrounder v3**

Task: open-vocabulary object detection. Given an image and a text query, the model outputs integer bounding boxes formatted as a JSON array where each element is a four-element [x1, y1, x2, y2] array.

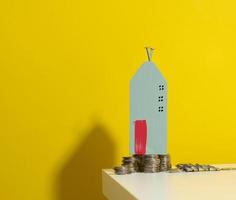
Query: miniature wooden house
[[130, 48, 167, 154]]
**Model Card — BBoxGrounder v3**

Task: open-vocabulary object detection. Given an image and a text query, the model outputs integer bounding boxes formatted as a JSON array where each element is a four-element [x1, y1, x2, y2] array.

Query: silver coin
[[114, 166, 127, 175]]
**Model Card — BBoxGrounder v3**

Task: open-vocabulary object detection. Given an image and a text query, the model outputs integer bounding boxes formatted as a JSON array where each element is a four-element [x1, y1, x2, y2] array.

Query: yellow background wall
[[1, 0, 236, 199]]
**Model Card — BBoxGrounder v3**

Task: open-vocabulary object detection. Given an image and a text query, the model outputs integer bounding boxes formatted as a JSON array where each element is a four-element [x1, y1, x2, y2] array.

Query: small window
[[158, 84, 165, 91], [158, 96, 164, 102], [158, 106, 164, 112]]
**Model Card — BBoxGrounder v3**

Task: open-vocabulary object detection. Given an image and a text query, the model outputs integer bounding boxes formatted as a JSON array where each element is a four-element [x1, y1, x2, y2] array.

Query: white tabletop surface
[[102, 164, 236, 200]]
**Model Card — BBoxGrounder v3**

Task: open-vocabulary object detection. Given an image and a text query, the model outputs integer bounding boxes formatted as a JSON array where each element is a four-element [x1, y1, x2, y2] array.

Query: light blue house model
[[130, 48, 167, 154]]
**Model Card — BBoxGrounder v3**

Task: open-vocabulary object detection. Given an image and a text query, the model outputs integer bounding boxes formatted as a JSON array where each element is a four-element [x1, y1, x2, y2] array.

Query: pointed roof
[[131, 61, 166, 83]]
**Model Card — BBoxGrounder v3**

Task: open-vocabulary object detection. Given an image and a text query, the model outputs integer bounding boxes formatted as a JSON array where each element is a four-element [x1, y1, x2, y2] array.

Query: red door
[[134, 120, 147, 155]]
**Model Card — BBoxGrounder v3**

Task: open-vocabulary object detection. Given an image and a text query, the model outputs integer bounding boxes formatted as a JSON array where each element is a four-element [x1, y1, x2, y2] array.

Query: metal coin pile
[[133, 154, 144, 172], [143, 154, 160, 173], [175, 163, 220, 172], [114, 155, 141, 175], [114, 154, 172, 175], [121, 156, 137, 173], [159, 154, 171, 171], [113, 166, 127, 175]]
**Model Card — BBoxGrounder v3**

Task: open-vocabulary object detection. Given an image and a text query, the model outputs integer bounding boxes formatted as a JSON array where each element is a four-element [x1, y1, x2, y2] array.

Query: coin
[[122, 156, 137, 174], [113, 166, 127, 175], [143, 154, 160, 173], [159, 154, 171, 171]]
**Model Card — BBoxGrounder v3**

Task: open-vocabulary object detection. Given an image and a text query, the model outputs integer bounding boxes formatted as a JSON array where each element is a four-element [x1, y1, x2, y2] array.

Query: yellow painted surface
[[1, 0, 236, 199]]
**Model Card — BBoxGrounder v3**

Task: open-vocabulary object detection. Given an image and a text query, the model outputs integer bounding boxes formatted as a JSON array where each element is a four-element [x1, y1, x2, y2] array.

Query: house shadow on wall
[[56, 123, 116, 200]]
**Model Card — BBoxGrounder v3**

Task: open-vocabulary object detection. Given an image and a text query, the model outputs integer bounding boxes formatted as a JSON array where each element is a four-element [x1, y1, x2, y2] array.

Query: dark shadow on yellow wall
[[56, 123, 116, 200]]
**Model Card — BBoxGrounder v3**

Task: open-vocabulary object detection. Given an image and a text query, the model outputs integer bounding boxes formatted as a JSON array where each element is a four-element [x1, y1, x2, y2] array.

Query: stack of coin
[[159, 154, 171, 171], [113, 154, 172, 175], [132, 154, 144, 172], [143, 154, 160, 173], [121, 156, 137, 173], [113, 166, 127, 175], [176, 163, 220, 172]]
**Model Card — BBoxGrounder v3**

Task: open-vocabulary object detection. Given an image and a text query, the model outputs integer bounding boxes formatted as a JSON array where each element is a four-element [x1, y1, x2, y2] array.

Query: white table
[[102, 164, 236, 200]]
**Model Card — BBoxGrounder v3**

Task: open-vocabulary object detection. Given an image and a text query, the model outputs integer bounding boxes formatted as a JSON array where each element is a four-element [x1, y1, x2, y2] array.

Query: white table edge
[[102, 169, 137, 200], [102, 164, 236, 200]]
